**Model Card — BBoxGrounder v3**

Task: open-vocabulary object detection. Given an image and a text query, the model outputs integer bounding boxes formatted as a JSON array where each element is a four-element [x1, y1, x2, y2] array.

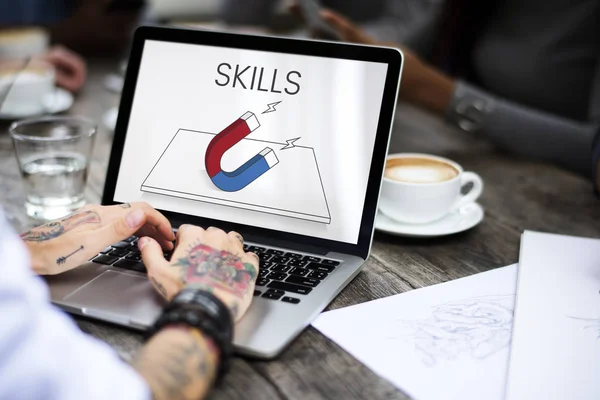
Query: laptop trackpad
[[64, 270, 164, 327]]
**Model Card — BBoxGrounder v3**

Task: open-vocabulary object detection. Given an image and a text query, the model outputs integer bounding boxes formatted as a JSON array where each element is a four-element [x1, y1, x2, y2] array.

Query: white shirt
[[0, 211, 150, 400]]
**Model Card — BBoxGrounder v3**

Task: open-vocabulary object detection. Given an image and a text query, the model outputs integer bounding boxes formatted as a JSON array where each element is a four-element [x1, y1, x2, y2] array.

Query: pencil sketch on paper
[[568, 317, 600, 339], [568, 290, 600, 339], [387, 295, 515, 367]]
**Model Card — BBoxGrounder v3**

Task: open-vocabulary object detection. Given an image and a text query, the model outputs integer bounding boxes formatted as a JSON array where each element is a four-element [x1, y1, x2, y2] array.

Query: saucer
[[103, 73, 124, 93], [375, 202, 484, 238], [0, 88, 74, 120], [102, 107, 118, 132]]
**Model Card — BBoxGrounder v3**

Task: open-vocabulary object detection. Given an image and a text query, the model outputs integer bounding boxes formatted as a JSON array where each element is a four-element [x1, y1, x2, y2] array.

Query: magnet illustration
[[205, 111, 279, 192], [141, 101, 331, 224]]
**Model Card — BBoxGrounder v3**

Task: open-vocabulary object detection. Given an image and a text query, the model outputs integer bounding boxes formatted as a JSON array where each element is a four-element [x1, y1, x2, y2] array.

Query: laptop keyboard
[[244, 245, 341, 303], [91, 236, 342, 305], [92, 236, 161, 274]]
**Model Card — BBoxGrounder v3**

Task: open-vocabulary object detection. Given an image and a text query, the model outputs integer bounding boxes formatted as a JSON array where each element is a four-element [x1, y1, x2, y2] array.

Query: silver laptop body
[[46, 26, 403, 359]]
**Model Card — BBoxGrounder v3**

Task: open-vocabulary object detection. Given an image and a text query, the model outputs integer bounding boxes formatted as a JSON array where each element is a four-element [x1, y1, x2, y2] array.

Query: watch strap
[[146, 289, 234, 385], [447, 80, 496, 133]]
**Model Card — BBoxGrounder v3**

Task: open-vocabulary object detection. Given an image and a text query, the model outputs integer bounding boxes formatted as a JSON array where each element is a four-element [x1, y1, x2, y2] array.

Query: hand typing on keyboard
[[20, 202, 175, 275], [138, 225, 259, 322]]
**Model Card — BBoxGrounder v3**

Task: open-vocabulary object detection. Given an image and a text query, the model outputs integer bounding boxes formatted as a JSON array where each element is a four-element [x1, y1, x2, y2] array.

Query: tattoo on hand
[[56, 245, 84, 265], [235, 234, 243, 245], [20, 210, 101, 242], [120, 203, 132, 209], [173, 244, 257, 300]]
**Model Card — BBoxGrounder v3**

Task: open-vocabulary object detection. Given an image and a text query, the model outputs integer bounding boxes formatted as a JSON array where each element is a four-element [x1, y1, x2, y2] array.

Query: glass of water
[[10, 116, 97, 220]]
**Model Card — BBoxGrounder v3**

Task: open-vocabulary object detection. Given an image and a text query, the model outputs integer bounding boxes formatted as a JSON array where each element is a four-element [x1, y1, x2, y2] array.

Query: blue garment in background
[[0, 0, 74, 25]]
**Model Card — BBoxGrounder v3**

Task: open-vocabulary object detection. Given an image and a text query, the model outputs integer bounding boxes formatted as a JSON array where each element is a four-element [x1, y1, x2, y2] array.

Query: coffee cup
[[379, 153, 483, 224], [0, 60, 55, 116], [0, 27, 49, 59]]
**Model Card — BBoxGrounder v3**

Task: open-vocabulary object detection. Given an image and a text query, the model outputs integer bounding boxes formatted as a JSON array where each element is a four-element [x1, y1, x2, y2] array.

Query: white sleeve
[[0, 213, 151, 400]]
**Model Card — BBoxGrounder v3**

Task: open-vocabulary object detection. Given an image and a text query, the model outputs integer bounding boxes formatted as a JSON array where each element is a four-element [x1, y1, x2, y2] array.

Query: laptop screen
[[113, 40, 389, 245]]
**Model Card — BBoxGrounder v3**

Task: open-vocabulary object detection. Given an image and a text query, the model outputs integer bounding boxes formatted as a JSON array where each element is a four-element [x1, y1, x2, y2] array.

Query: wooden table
[[2, 61, 599, 400]]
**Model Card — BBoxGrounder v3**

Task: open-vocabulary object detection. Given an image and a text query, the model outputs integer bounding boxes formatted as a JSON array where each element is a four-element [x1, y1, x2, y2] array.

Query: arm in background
[[360, 0, 444, 57], [320, 9, 600, 177], [447, 78, 600, 177]]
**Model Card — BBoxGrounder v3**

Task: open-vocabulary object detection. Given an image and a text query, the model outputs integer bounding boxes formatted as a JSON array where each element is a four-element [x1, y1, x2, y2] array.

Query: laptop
[[45, 26, 402, 359]]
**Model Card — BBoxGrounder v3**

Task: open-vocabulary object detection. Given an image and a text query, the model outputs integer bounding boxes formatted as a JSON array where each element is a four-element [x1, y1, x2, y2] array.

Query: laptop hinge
[[169, 219, 331, 255], [243, 233, 330, 255]]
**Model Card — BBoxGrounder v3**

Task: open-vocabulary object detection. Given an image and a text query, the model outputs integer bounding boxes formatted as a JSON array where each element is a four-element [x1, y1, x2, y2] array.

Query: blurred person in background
[[0, 0, 145, 93], [0, 203, 259, 399], [40, 45, 87, 92], [290, 0, 599, 177], [0, 38, 86, 93], [222, 0, 444, 50]]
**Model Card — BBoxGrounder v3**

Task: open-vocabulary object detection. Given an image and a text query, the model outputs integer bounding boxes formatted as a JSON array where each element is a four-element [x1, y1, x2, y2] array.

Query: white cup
[[0, 60, 55, 116], [379, 153, 483, 224], [0, 27, 49, 59]]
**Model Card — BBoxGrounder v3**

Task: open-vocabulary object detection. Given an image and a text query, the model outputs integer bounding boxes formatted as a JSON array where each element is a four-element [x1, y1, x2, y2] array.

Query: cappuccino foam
[[0, 28, 49, 59], [385, 157, 458, 183], [0, 70, 47, 82], [0, 28, 47, 43]]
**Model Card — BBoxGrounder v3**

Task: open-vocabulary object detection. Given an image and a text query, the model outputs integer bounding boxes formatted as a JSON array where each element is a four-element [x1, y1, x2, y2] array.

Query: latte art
[[380, 153, 483, 224], [385, 157, 459, 183]]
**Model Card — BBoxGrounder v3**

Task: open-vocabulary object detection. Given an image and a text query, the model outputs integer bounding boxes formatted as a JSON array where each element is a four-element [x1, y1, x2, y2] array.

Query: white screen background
[[114, 40, 388, 244]]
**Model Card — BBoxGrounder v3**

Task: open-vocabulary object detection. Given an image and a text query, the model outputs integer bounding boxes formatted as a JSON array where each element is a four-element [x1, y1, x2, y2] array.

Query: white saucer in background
[[375, 202, 484, 238], [42, 88, 74, 114], [103, 73, 124, 93], [102, 107, 118, 132], [0, 87, 73, 120]]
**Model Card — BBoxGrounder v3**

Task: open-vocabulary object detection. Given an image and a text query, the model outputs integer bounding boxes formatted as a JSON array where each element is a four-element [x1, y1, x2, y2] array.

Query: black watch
[[447, 80, 496, 133], [146, 289, 234, 384]]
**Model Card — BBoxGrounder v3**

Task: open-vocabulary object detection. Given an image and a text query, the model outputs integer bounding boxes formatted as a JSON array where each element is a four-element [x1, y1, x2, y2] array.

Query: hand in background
[[20, 203, 174, 275], [140, 225, 259, 322], [289, 5, 424, 91], [315, 8, 455, 113], [41, 45, 87, 92]]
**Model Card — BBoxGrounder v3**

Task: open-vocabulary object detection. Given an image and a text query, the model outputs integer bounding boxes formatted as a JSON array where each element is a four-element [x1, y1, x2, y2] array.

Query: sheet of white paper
[[506, 232, 600, 400], [312, 265, 518, 400]]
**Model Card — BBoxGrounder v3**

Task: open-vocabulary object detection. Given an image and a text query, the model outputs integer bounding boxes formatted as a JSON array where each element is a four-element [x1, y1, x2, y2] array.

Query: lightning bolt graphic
[[281, 137, 301, 150], [262, 101, 282, 114]]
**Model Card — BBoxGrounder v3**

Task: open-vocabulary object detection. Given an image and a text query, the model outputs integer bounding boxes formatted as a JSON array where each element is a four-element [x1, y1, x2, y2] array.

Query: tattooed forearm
[[172, 243, 257, 300], [132, 327, 219, 400], [20, 210, 101, 242], [56, 245, 84, 265]]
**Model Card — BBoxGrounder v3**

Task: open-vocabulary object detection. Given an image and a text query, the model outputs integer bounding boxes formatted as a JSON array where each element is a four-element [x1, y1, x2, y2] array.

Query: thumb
[[139, 237, 181, 300], [139, 236, 170, 273]]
